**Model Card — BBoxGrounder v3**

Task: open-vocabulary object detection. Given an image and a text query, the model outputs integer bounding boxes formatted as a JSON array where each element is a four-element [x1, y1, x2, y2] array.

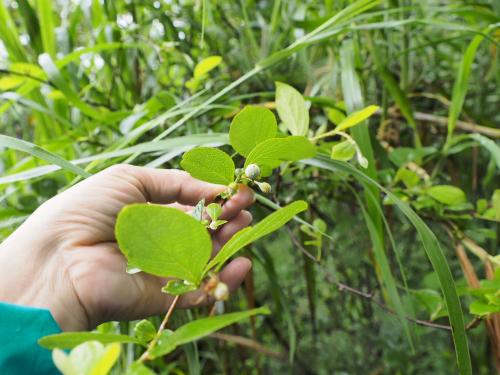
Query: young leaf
[[162, 280, 197, 296], [149, 307, 270, 358], [194, 56, 222, 79], [335, 105, 379, 132], [427, 185, 467, 205], [205, 201, 308, 272], [205, 203, 222, 221], [330, 140, 356, 161], [0, 76, 25, 90], [275, 82, 309, 136], [116, 205, 212, 285], [39, 332, 139, 350], [134, 320, 156, 345], [244, 136, 316, 176], [181, 147, 235, 185], [229, 106, 277, 156]]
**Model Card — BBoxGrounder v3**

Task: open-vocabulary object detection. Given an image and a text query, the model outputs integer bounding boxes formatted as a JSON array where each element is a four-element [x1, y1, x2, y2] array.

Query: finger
[[106, 165, 225, 206], [177, 257, 252, 309], [219, 185, 254, 220], [212, 211, 252, 253]]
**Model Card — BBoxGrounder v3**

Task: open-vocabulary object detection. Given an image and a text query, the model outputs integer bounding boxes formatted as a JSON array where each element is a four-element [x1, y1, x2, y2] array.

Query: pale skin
[[0, 164, 254, 331]]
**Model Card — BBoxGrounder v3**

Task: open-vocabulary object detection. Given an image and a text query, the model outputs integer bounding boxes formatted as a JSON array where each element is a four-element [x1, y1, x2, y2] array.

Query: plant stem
[[139, 295, 181, 362]]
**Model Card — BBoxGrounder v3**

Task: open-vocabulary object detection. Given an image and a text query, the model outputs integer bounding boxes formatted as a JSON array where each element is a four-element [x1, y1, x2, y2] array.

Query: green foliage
[[275, 82, 309, 136], [150, 307, 270, 358], [1, 0, 499, 373], [180, 147, 235, 185], [39, 333, 138, 350], [116, 204, 212, 284], [229, 106, 277, 156]]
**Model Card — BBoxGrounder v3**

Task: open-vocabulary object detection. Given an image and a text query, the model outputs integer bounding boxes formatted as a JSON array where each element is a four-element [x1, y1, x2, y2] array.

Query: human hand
[[0, 165, 254, 331]]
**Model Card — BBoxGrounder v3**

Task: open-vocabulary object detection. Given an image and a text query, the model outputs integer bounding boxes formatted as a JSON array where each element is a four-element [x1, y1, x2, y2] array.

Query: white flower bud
[[244, 164, 261, 180], [256, 181, 271, 193], [213, 282, 229, 301]]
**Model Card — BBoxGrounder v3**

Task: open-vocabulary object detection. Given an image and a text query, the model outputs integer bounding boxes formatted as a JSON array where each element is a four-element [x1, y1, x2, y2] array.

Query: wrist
[[0, 231, 89, 331]]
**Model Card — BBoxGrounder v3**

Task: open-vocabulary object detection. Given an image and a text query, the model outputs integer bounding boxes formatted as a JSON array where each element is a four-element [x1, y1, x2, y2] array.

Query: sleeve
[[0, 301, 61, 374]]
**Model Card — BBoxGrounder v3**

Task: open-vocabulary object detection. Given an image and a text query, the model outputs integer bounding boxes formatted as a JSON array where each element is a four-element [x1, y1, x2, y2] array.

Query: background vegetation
[[0, 0, 499, 373]]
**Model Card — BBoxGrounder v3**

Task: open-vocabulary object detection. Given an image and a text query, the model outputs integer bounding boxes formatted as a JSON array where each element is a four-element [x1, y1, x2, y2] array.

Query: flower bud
[[256, 181, 271, 193], [213, 282, 229, 301], [209, 221, 218, 230], [244, 164, 261, 180]]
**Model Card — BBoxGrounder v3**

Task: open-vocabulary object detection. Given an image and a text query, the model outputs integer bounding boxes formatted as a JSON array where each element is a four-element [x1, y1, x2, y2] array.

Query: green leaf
[[330, 141, 356, 161], [205, 203, 222, 221], [470, 301, 500, 316], [275, 82, 309, 136], [39, 332, 138, 350], [335, 105, 379, 132], [0, 76, 25, 90], [427, 185, 467, 205], [194, 56, 222, 79], [446, 33, 486, 145], [161, 280, 197, 296], [134, 320, 156, 345], [115, 204, 212, 285], [181, 147, 235, 185], [0, 134, 90, 178], [395, 168, 420, 188], [229, 106, 277, 156], [149, 307, 270, 358], [205, 201, 308, 272], [53, 342, 121, 375], [37, 0, 56, 56], [244, 136, 316, 176]]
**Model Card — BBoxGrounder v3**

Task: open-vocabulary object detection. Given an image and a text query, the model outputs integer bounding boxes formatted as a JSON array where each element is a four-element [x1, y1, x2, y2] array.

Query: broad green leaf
[[115, 204, 212, 285], [427, 185, 467, 205], [492, 190, 500, 220], [389, 147, 437, 167], [0, 134, 90, 178], [116, 205, 212, 285], [134, 320, 156, 345], [330, 141, 356, 161], [205, 201, 308, 272], [10, 62, 46, 79], [470, 301, 500, 316], [244, 136, 316, 176], [275, 82, 309, 136], [304, 156, 471, 375], [149, 307, 270, 358], [39, 332, 138, 350], [162, 280, 197, 296], [229, 106, 277, 156], [181, 147, 235, 185], [194, 56, 222, 79], [0, 76, 25, 90], [335, 105, 379, 132], [395, 168, 420, 188]]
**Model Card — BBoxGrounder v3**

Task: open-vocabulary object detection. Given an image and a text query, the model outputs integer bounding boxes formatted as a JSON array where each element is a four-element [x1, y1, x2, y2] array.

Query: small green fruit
[[244, 164, 261, 180]]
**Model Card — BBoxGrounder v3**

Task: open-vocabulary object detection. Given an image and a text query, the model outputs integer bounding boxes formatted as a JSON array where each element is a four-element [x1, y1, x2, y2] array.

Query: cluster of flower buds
[[243, 164, 271, 194]]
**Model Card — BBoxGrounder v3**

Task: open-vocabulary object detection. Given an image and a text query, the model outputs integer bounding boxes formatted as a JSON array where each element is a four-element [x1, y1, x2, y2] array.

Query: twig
[[285, 226, 319, 263], [139, 295, 181, 362], [209, 332, 285, 360], [325, 272, 458, 331]]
